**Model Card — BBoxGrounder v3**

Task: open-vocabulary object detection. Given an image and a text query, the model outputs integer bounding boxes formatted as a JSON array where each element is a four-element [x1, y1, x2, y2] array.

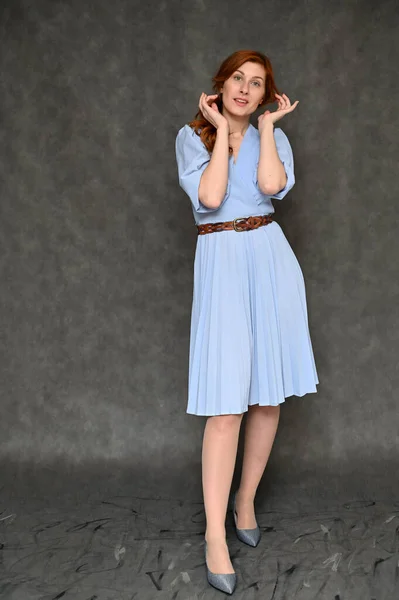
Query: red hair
[[188, 49, 280, 155]]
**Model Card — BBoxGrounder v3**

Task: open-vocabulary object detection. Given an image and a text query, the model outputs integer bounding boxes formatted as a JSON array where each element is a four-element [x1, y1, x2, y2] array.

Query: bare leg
[[235, 404, 280, 528], [203, 413, 244, 573]]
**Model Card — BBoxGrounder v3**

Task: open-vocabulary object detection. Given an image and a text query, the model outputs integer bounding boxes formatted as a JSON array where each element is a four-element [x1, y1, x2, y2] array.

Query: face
[[220, 61, 266, 116]]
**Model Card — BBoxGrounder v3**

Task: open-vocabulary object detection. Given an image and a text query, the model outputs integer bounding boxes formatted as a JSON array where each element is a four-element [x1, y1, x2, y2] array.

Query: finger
[[282, 94, 291, 106], [199, 97, 208, 115], [285, 101, 299, 113], [205, 94, 218, 105], [201, 99, 213, 119], [277, 94, 286, 107], [202, 95, 211, 108], [200, 94, 208, 109]]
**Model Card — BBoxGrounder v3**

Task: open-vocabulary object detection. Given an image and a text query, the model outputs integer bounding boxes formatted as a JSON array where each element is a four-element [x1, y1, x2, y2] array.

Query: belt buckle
[[233, 217, 247, 232]]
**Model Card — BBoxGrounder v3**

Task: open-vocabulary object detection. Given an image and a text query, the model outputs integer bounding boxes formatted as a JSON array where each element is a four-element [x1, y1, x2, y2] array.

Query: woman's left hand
[[258, 93, 299, 133]]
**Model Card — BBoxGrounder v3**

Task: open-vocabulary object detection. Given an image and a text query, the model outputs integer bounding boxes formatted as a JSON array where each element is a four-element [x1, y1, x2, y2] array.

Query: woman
[[175, 50, 319, 595]]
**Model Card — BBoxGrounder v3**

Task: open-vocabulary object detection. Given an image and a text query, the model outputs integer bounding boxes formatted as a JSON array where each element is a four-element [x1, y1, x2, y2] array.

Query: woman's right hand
[[198, 93, 228, 130]]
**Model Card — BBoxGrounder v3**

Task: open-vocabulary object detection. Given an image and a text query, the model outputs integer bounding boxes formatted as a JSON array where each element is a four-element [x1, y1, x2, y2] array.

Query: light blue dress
[[175, 123, 319, 416]]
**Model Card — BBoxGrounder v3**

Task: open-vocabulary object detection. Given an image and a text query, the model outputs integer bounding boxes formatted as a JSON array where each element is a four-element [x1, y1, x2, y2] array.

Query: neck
[[221, 109, 250, 136]]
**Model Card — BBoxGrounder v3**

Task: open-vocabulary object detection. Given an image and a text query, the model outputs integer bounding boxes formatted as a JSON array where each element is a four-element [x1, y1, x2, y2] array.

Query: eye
[[252, 81, 261, 87], [233, 75, 242, 80]]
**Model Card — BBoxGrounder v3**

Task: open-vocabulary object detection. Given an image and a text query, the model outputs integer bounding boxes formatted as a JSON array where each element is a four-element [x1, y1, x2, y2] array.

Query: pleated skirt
[[187, 220, 319, 416]]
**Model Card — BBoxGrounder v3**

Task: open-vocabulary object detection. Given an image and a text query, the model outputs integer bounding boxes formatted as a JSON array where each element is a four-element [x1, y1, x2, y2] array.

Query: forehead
[[233, 61, 265, 79]]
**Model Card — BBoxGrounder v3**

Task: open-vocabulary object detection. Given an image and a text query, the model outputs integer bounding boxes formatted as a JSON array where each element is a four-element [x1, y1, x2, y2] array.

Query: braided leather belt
[[197, 214, 274, 235]]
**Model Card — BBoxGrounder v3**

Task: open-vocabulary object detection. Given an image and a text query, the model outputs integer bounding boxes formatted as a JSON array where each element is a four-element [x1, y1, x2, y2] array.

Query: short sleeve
[[175, 124, 230, 212], [253, 127, 295, 200]]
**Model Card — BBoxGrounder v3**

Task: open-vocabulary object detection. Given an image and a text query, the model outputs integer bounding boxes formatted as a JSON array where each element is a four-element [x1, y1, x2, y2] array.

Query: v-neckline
[[230, 123, 252, 165]]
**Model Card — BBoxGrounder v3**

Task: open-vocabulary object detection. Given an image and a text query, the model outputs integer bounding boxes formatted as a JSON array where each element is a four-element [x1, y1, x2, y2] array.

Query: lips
[[234, 98, 248, 106]]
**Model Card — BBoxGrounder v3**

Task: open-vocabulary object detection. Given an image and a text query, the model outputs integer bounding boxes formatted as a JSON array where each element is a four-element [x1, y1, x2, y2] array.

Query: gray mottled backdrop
[[1, 0, 398, 503]]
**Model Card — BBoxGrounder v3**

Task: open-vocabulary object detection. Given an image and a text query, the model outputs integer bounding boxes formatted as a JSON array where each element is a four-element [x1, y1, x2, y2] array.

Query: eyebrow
[[235, 69, 264, 81]]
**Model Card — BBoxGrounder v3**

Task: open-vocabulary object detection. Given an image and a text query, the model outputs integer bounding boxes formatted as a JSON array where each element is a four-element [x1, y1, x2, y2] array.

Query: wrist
[[216, 122, 229, 135], [259, 120, 274, 134]]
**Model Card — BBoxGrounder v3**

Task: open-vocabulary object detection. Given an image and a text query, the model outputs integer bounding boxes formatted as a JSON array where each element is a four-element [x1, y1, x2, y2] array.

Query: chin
[[228, 103, 251, 116]]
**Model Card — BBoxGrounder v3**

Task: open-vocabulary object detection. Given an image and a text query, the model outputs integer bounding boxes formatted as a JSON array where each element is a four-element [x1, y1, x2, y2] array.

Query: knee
[[207, 413, 244, 434]]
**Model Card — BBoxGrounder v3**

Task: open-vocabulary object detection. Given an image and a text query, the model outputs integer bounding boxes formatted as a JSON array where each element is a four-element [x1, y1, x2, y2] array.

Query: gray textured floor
[[1, 486, 399, 599]]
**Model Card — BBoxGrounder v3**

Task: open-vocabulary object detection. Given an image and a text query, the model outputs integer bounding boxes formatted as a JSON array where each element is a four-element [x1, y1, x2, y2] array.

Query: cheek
[[254, 89, 264, 103], [224, 82, 235, 95]]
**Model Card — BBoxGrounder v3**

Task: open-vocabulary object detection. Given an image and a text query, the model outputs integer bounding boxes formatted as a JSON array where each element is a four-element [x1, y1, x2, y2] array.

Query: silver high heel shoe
[[204, 541, 237, 595], [232, 491, 261, 547]]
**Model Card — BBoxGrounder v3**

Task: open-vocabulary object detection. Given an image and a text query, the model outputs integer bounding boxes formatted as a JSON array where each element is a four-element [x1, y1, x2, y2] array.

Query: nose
[[240, 83, 249, 94]]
